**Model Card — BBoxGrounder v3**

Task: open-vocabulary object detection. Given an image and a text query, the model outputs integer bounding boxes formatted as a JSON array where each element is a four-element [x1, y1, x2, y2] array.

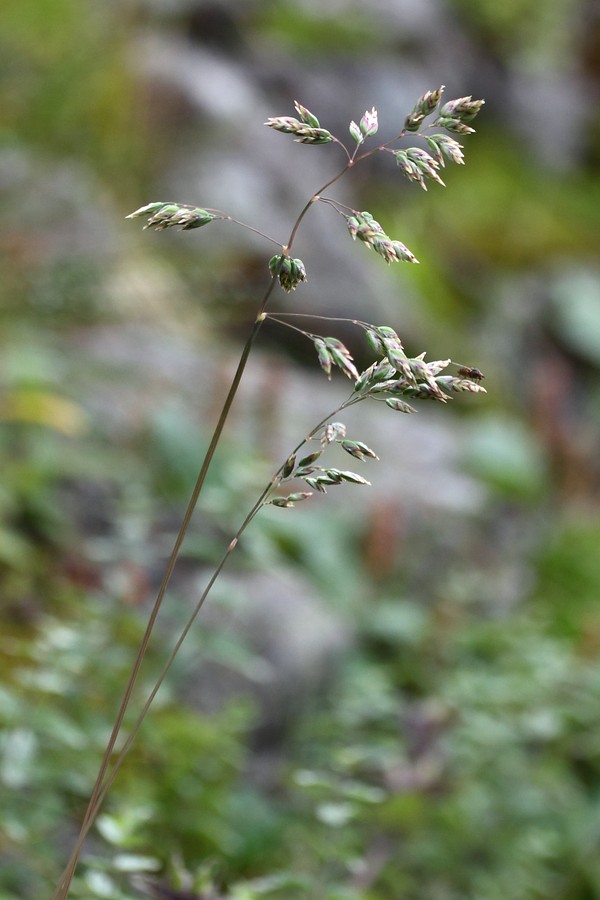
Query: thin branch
[[318, 197, 356, 213], [218, 214, 282, 246], [330, 135, 352, 162], [263, 313, 315, 338], [267, 311, 371, 329]]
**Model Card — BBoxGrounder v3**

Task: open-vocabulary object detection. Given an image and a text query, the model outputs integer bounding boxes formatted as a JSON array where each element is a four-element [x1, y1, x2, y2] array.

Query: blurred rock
[[179, 566, 351, 750]]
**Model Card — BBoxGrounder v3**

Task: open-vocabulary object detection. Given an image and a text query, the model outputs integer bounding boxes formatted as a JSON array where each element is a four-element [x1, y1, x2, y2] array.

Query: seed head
[[359, 107, 379, 137], [404, 85, 445, 131], [126, 202, 217, 231], [265, 113, 333, 145], [269, 254, 307, 292], [425, 134, 465, 167], [439, 96, 485, 123], [345, 211, 418, 264]]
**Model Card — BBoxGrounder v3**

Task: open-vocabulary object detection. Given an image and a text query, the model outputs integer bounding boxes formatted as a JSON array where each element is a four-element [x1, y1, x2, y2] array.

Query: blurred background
[[2, 1, 600, 898]]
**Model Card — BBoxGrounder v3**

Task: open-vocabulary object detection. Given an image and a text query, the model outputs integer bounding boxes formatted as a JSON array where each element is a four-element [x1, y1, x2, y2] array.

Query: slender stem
[[287, 164, 351, 250], [53, 494, 270, 889], [352, 129, 408, 165], [221, 216, 282, 246], [331, 135, 352, 162], [54, 396, 357, 893], [53, 154, 354, 897], [52, 310, 271, 900], [264, 314, 315, 338], [266, 311, 370, 329], [318, 197, 356, 213]]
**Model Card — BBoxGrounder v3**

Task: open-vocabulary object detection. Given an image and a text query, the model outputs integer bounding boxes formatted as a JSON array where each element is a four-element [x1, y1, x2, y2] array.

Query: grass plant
[[52, 87, 485, 898]]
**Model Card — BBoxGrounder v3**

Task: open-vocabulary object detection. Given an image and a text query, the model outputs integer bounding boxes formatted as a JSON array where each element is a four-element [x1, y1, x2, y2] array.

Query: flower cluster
[[403, 85, 484, 137], [348, 107, 379, 144], [269, 492, 313, 509], [394, 147, 445, 190], [126, 95, 486, 522], [312, 336, 359, 381], [404, 86, 445, 132], [345, 211, 418, 264], [353, 324, 486, 410], [424, 134, 465, 167], [434, 96, 485, 135], [268, 254, 307, 292], [125, 202, 217, 231], [265, 101, 333, 145], [267, 424, 378, 507]]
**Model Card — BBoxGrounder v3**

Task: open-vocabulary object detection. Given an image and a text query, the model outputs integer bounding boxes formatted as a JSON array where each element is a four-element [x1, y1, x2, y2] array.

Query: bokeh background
[[2, 1, 600, 898]]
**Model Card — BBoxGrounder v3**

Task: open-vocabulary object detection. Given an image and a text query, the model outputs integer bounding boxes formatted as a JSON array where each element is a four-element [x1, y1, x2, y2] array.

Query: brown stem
[[54, 392, 357, 897], [52, 155, 354, 897], [52, 310, 270, 899]]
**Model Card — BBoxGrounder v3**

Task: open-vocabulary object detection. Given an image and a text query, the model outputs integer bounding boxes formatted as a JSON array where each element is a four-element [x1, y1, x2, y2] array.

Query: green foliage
[[463, 414, 549, 499], [549, 268, 600, 366], [253, 2, 379, 54], [6, 583, 600, 899], [278, 598, 600, 899], [533, 518, 600, 640], [450, 0, 577, 61], [0, 0, 160, 197], [0, 594, 260, 899], [3, 3, 600, 899]]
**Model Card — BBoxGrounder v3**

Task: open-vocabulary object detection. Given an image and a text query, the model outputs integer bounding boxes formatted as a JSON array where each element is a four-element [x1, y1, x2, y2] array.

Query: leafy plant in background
[[52, 87, 485, 898]]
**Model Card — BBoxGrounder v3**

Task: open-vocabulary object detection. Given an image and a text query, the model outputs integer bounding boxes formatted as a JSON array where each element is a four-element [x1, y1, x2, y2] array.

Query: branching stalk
[[53, 87, 485, 897]]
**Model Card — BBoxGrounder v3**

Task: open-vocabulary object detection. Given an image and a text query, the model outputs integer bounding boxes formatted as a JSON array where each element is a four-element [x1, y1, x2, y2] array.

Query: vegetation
[[2, 2, 600, 899]]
